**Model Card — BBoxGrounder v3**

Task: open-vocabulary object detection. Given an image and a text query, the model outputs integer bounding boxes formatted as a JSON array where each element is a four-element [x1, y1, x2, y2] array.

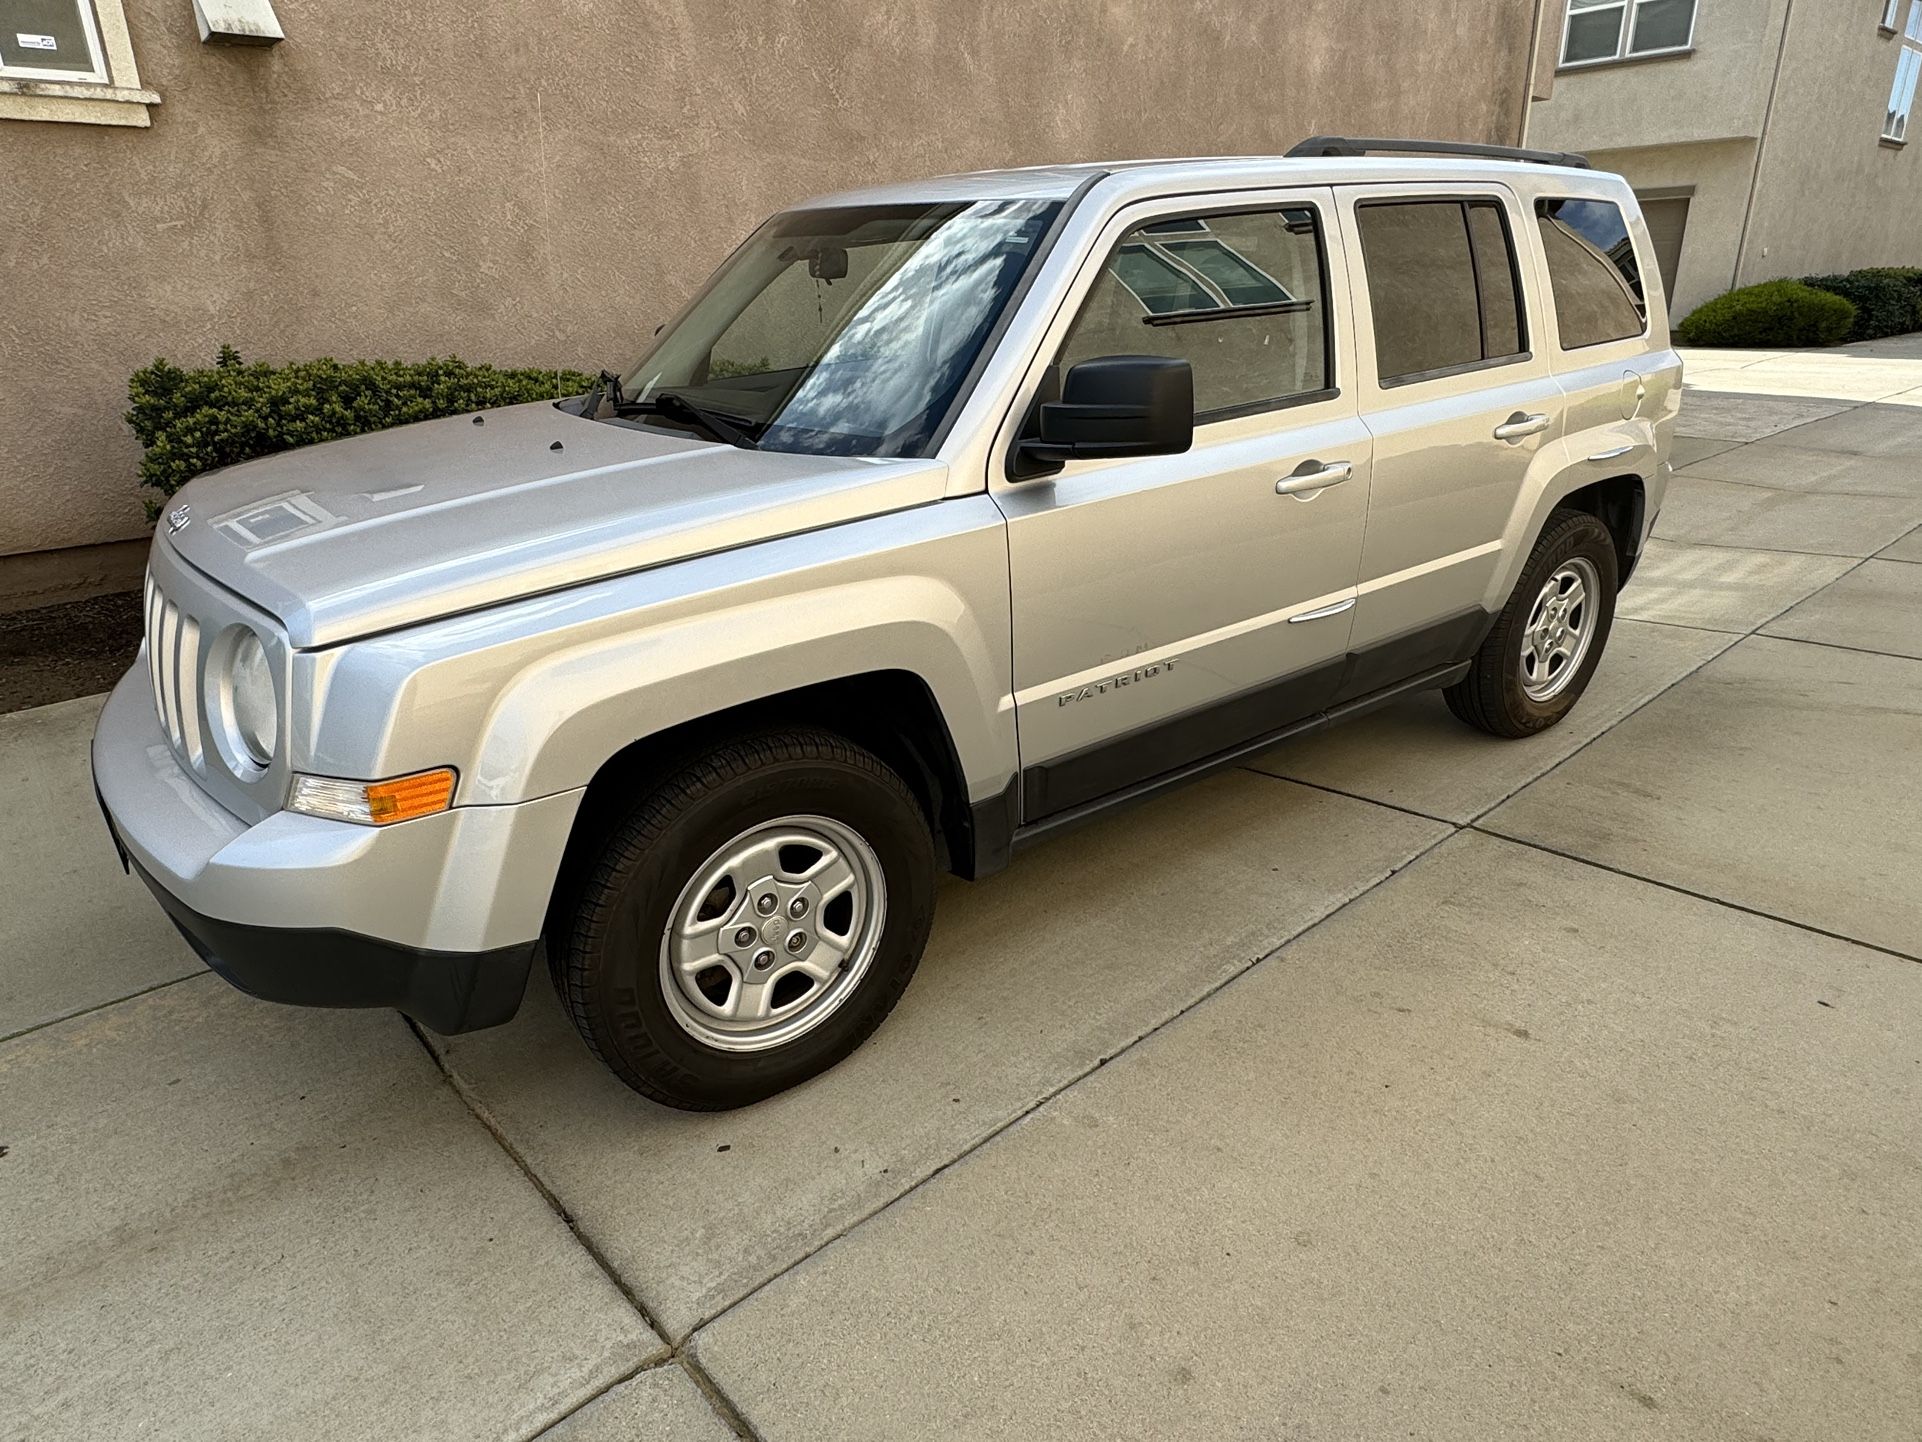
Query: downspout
[[1732, 0, 1797, 289], [1520, 0, 1548, 145]]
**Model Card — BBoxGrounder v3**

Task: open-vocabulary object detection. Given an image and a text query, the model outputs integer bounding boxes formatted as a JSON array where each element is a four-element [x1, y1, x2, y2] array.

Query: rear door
[[992, 187, 1373, 821], [1336, 184, 1562, 698]]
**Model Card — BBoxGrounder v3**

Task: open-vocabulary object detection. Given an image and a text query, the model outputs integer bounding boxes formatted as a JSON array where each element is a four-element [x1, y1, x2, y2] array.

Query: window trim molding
[[0, 0, 156, 127], [0, 0, 108, 83], [1882, 0, 1902, 33], [1557, 0, 1699, 70], [1885, 2, 1922, 142]]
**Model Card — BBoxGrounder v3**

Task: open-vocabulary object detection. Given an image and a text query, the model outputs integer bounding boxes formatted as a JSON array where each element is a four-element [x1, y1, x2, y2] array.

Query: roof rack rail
[[1286, 136, 1592, 170]]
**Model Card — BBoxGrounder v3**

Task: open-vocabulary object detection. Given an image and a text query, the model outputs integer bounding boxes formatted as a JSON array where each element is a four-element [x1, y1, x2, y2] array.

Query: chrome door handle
[[1493, 413, 1551, 442], [1276, 460, 1353, 495]]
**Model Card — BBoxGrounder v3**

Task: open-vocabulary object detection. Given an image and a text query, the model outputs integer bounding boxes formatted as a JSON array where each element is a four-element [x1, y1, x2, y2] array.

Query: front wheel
[[554, 730, 937, 1110], [1445, 510, 1619, 738]]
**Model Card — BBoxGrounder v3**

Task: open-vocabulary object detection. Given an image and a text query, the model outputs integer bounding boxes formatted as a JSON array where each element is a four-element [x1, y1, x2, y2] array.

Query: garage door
[[1639, 195, 1690, 302]]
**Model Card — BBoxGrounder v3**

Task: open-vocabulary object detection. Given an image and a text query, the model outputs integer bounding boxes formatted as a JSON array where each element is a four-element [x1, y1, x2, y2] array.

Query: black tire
[[1444, 509, 1619, 738], [555, 729, 936, 1110]]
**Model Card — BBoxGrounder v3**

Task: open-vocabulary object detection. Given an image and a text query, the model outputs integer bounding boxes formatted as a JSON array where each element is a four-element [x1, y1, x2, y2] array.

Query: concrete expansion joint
[[399, 1018, 667, 1332], [403, 1016, 769, 1441], [1466, 823, 1922, 968]]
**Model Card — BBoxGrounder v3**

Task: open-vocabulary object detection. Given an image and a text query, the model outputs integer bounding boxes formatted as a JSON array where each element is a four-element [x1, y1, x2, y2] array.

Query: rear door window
[[1535, 197, 1647, 349], [1058, 206, 1332, 421], [1355, 198, 1529, 384]]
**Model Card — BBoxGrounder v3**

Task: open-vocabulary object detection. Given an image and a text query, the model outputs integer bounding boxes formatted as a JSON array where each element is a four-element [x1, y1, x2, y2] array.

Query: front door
[[993, 189, 1372, 821]]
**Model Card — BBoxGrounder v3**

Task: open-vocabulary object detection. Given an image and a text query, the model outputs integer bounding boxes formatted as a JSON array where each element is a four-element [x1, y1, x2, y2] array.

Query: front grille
[[144, 573, 204, 767]]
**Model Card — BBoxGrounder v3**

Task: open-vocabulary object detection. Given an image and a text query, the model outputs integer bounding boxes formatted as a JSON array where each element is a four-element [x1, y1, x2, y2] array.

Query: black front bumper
[[123, 846, 536, 1036]]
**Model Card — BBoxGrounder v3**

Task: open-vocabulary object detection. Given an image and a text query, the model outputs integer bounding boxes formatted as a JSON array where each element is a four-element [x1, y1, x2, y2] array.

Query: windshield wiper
[[576, 368, 625, 419], [616, 390, 760, 449]]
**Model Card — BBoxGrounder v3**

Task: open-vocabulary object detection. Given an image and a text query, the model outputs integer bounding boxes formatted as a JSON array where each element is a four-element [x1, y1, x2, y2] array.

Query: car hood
[[161, 401, 950, 648]]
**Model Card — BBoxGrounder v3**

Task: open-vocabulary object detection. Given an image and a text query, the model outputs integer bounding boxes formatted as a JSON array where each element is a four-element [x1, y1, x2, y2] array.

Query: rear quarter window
[[1535, 198, 1647, 349]]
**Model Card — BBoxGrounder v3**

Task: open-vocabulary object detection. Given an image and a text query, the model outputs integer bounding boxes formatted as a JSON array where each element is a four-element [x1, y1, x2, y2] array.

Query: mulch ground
[[1, 591, 144, 713]]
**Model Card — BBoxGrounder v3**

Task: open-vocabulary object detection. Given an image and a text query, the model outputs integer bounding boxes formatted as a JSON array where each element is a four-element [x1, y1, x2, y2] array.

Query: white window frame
[[1559, 0, 1699, 69], [0, 0, 110, 83], [1887, 1, 1922, 141], [0, 0, 155, 127], [1883, 0, 1903, 33]]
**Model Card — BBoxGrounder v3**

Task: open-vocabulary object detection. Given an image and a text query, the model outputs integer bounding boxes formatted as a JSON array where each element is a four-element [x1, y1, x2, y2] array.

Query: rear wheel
[[555, 729, 936, 1110], [1445, 510, 1619, 738]]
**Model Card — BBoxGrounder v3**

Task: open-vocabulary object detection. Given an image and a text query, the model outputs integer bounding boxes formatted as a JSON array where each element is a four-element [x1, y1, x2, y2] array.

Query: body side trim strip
[[1357, 539, 1502, 597], [1011, 583, 1358, 709]]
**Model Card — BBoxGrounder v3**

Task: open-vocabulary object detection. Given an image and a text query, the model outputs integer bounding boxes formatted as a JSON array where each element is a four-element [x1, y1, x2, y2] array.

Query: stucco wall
[[0, 0, 1539, 560], [1739, 0, 1922, 284], [1528, 0, 1788, 151]]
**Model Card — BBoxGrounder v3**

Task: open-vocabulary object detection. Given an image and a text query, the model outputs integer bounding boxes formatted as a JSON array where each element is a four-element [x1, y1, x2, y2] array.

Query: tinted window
[[1357, 199, 1528, 384], [1059, 207, 1330, 419], [1536, 197, 1647, 349], [1467, 203, 1523, 357]]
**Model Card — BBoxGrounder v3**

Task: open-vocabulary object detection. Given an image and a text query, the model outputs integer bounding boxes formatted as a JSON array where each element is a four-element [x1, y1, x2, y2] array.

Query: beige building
[[0, 0, 1561, 597], [1527, 0, 1922, 318]]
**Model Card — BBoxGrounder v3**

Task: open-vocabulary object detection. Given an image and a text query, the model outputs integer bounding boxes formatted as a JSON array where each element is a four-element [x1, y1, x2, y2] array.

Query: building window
[[1561, 0, 1698, 67], [1883, 0, 1903, 32], [0, 0, 108, 83], [0, 0, 154, 126], [1887, 2, 1922, 141]]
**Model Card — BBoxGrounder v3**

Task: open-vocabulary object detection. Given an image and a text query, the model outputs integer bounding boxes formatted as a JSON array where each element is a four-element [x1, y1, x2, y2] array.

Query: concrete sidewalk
[[3, 345, 1919, 1441]]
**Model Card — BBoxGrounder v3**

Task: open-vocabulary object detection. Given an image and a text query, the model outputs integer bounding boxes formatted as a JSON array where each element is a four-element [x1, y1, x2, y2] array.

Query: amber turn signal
[[288, 768, 457, 826]]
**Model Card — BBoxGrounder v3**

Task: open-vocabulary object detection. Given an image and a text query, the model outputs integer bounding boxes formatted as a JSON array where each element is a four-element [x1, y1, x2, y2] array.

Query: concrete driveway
[[4, 343, 1919, 1441]]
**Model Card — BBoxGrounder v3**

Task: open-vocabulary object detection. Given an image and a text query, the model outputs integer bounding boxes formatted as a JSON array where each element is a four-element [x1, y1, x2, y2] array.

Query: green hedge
[[1674, 280, 1857, 349], [128, 348, 593, 513], [1801, 268, 1922, 341]]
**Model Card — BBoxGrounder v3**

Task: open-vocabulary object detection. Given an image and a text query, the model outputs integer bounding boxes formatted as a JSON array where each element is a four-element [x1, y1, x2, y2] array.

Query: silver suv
[[94, 139, 1678, 1109]]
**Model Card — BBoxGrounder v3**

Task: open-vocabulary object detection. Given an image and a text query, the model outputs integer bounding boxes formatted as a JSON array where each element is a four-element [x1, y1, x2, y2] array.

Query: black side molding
[[1023, 657, 1346, 821], [1330, 608, 1492, 707], [961, 775, 1021, 881], [1012, 659, 1471, 853], [1019, 607, 1494, 830]]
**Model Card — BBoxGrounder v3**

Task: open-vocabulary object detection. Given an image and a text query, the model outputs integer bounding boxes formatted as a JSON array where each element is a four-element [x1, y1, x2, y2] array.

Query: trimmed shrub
[[1853, 266, 1922, 326], [1673, 280, 1856, 349], [1801, 269, 1922, 341], [127, 348, 594, 513]]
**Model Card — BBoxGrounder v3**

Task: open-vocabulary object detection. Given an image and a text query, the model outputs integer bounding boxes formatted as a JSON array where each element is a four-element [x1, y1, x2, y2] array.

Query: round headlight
[[228, 631, 277, 766]]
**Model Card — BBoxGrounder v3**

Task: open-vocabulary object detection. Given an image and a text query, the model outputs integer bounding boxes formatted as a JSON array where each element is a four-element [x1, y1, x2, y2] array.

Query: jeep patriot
[[94, 139, 1678, 1108]]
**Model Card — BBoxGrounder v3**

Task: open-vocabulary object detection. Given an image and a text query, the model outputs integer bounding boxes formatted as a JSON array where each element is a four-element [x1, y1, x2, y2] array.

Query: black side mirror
[[1014, 355, 1193, 475]]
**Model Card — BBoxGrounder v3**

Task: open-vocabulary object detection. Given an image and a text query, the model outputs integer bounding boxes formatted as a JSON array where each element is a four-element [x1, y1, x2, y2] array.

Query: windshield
[[617, 198, 1061, 457]]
